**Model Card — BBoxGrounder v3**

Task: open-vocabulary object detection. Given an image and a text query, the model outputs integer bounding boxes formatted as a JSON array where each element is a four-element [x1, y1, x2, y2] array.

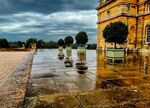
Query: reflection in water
[[96, 51, 150, 89], [143, 56, 149, 74], [25, 49, 150, 107]]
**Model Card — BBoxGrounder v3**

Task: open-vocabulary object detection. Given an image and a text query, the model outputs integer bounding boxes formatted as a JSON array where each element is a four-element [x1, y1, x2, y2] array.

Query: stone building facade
[[97, 0, 150, 51]]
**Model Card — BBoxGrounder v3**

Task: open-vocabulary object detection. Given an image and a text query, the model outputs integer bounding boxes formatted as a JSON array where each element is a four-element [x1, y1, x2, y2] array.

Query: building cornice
[[97, 1, 137, 14], [97, 12, 150, 24], [96, 0, 115, 10], [138, 0, 150, 6], [97, 13, 133, 24], [96, 0, 149, 11], [138, 12, 150, 17]]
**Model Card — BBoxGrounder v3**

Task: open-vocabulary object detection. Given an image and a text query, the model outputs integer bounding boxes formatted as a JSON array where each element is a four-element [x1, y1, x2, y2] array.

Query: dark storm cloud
[[0, 0, 97, 43], [0, 0, 97, 14]]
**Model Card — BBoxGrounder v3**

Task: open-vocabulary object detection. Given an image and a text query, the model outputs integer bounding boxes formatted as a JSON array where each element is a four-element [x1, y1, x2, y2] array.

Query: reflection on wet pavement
[[24, 49, 150, 108]]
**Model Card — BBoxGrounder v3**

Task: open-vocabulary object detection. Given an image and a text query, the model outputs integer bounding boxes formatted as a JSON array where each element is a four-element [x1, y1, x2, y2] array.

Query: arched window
[[146, 25, 150, 43]]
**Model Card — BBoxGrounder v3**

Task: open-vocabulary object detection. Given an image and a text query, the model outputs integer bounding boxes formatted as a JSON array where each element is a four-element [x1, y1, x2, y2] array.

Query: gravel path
[[0, 52, 30, 80], [0, 51, 34, 108]]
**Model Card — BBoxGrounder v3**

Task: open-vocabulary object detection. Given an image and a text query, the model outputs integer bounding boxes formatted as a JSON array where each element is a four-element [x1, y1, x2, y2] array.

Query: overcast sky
[[0, 0, 98, 43]]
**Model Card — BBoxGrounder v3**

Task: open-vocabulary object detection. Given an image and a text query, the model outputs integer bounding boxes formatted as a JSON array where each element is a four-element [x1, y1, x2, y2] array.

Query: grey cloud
[[0, 0, 97, 43]]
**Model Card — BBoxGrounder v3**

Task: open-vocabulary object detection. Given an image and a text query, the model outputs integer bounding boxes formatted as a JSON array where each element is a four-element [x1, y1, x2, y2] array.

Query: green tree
[[57, 39, 65, 46], [64, 36, 74, 46], [87, 44, 97, 49], [0, 38, 10, 48], [37, 40, 45, 48], [16, 41, 23, 48], [75, 31, 88, 46], [9, 41, 23, 48], [45, 41, 58, 49], [72, 43, 78, 49], [103, 21, 129, 48], [25, 38, 37, 48]]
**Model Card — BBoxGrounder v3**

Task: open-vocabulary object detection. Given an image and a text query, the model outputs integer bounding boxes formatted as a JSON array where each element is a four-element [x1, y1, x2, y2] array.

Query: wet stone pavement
[[24, 49, 150, 108]]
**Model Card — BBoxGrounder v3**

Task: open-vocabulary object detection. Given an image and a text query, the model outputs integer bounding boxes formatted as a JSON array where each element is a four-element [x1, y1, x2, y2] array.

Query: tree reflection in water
[[96, 51, 150, 89]]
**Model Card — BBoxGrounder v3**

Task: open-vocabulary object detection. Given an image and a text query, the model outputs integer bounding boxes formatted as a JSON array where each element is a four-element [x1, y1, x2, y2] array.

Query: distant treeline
[[72, 43, 97, 49], [0, 38, 97, 49]]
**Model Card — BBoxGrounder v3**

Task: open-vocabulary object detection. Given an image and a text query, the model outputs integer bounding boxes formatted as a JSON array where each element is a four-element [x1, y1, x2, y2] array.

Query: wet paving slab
[[24, 49, 150, 108]]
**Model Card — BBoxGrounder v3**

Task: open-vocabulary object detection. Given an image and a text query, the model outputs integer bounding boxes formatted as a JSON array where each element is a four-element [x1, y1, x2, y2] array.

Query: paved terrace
[[24, 49, 150, 108]]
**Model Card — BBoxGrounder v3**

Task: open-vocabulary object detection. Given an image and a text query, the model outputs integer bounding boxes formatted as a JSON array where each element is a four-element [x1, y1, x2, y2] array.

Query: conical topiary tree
[[103, 21, 129, 48]]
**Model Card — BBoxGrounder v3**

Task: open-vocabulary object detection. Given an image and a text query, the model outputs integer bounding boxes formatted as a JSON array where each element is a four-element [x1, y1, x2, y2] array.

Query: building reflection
[[143, 56, 149, 75], [96, 51, 150, 89]]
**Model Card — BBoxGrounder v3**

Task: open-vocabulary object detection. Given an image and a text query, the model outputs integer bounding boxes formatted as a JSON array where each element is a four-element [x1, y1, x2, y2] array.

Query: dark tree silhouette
[[0, 38, 10, 48], [25, 38, 37, 48], [37, 40, 45, 48], [64, 36, 74, 46], [103, 21, 129, 48], [57, 39, 65, 46], [75, 31, 88, 46]]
